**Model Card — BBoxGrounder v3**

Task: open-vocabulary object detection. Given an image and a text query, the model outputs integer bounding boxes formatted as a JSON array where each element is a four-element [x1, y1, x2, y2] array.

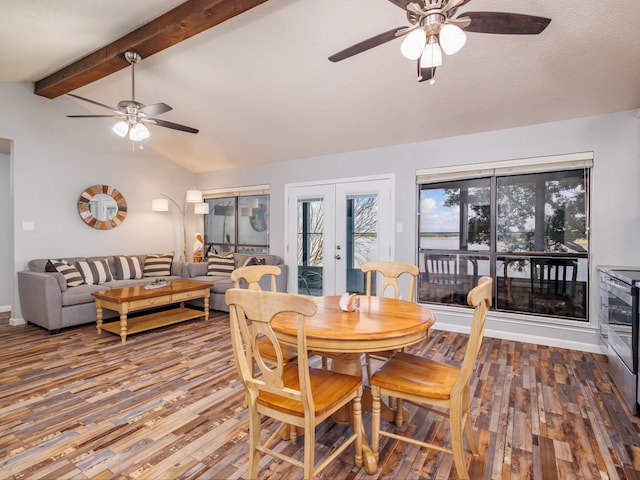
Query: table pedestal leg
[[330, 353, 408, 424]]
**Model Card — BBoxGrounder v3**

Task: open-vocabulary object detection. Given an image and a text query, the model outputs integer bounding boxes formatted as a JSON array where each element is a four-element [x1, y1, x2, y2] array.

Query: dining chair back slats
[[362, 261, 419, 301], [231, 264, 281, 291], [370, 276, 493, 480], [231, 265, 298, 367], [226, 288, 363, 479]]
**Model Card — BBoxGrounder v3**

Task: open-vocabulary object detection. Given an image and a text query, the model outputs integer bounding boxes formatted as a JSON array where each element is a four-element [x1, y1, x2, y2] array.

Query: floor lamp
[[152, 189, 209, 261]]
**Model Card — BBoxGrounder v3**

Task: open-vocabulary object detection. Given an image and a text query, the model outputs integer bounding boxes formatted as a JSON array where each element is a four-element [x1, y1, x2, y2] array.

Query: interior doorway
[[0, 138, 13, 320], [285, 176, 393, 296]]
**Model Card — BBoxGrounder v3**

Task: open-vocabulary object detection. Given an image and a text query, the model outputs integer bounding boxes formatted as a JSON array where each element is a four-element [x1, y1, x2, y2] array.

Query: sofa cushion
[[234, 253, 281, 268], [61, 284, 110, 307], [144, 253, 174, 277], [49, 259, 84, 287], [207, 254, 235, 276], [242, 256, 267, 267], [114, 256, 143, 280], [76, 260, 113, 285]]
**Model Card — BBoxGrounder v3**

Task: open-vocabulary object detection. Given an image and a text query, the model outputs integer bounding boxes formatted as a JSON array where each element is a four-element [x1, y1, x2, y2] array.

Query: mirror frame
[[77, 184, 127, 230]]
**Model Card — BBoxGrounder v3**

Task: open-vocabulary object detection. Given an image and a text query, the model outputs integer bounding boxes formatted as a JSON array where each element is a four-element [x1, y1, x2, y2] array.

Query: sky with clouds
[[420, 189, 459, 233]]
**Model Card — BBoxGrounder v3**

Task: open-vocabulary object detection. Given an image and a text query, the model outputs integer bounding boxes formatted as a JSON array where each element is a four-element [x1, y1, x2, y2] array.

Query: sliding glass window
[[418, 158, 590, 321], [204, 193, 270, 254]]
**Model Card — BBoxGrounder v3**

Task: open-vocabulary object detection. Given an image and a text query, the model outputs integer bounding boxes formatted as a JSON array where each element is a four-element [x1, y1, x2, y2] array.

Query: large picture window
[[204, 191, 269, 254], [417, 154, 591, 321]]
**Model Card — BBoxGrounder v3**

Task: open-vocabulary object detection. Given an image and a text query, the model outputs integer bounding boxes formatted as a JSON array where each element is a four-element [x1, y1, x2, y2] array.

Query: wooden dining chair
[[231, 265, 297, 366], [370, 276, 493, 480], [361, 261, 420, 380], [225, 288, 364, 480]]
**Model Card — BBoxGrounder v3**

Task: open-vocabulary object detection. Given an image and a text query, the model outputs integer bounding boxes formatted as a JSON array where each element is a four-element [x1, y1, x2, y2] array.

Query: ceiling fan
[[328, 0, 551, 84], [66, 51, 199, 141]]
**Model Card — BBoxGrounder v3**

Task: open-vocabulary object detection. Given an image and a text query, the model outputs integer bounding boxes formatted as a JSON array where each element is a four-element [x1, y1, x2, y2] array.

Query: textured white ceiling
[[2, 0, 640, 173]]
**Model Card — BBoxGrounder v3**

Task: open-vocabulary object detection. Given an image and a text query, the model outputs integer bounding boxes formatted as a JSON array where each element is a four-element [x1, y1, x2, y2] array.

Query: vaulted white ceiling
[[2, 0, 640, 173]]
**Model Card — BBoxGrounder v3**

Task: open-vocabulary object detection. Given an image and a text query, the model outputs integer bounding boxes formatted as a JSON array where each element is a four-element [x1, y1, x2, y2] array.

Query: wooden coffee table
[[92, 279, 211, 343]]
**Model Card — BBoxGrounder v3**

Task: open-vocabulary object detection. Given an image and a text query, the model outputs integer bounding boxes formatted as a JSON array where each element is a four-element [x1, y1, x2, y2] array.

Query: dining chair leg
[[371, 384, 381, 463], [248, 407, 261, 480], [462, 387, 479, 455], [395, 398, 404, 426], [450, 402, 469, 480], [353, 392, 364, 468], [303, 418, 315, 480]]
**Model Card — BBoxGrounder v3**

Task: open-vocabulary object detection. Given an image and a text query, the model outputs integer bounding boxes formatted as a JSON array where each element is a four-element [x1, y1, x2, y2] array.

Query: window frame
[[203, 185, 270, 255], [416, 152, 592, 321]]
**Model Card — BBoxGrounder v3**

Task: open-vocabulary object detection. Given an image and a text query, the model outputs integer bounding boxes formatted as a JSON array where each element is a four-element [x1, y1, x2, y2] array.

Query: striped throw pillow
[[49, 259, 84, 287], [114, 256, 143, 280], [76, 260, 113, 285], [207, 254, 235, 277], [144, 253, 173, 277]]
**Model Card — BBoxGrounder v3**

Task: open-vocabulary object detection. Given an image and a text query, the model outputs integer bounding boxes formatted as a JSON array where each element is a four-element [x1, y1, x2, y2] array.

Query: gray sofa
[[17, 254, 184, 332], [183, 253, 288, 312]]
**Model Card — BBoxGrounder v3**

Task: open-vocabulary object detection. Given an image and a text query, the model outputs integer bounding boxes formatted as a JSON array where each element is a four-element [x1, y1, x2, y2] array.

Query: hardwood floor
[[1, 313, 639, 479]]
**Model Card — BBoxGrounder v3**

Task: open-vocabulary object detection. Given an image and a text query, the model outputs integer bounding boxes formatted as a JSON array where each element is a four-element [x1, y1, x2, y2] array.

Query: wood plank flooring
[[1, 313, 639, 479]]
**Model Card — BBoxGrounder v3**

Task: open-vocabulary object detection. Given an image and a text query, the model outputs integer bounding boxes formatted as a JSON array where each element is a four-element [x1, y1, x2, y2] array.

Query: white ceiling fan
[[66, 51, 199, 141]]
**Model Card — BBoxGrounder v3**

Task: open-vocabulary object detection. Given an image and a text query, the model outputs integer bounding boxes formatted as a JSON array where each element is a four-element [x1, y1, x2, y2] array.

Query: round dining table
[[270, 294, 435, 474]]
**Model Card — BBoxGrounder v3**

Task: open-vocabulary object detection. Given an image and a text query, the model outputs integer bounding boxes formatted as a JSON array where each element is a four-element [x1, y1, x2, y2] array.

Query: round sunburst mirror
[[77, 185, 127, 230]]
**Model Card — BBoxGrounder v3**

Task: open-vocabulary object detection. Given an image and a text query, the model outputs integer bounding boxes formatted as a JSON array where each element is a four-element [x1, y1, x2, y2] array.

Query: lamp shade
[[439, 23, 467, 55], [186, 189, 203, 203], [420, 36, 443, 68], [129, 122, 150, 141], [112, 121, 129, 138], [400, 28, 427, 60], [194, 202, 209, 214], [151, 198, 169, 211]]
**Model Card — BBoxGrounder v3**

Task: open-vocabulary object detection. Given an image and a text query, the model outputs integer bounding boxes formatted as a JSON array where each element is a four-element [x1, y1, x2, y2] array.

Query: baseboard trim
[[425, 303, 605, 355], [0, 305, 11, 313], [9, 317, 26, 326]]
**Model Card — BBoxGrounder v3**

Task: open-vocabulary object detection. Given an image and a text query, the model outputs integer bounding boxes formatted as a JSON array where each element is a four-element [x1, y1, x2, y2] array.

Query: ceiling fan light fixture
[[420, 35, 443, 68], [439, 23, 467, 55], [129, 122, 150, 141], [400, 28, 426, 60], [112, 121, 129, 138]]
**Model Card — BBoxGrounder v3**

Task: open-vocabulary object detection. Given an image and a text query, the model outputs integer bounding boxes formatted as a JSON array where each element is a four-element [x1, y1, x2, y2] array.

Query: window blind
[[203, 184, 270, 199], [416, 152, 593, 184]]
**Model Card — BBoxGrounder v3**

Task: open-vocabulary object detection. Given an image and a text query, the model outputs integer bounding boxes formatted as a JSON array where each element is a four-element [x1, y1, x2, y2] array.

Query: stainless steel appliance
[[597, 266, 640, 415]]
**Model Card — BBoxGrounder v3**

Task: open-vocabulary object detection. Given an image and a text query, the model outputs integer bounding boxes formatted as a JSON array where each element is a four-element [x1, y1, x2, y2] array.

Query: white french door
[[285, 177, 393, 296]]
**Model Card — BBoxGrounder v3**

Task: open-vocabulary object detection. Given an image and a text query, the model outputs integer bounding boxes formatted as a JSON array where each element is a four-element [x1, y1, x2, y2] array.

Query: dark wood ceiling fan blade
[[139, 102, 172, 117], [329, 27, 407, 62], [66, 93, 117, 112], [66, 115, 120, 118], [146, 118, 199, 134], [462, 12, 551, 34]]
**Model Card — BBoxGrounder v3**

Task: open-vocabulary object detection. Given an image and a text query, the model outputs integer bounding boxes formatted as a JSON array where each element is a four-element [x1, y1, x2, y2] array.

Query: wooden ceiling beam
[[34, 0, 268, 99]]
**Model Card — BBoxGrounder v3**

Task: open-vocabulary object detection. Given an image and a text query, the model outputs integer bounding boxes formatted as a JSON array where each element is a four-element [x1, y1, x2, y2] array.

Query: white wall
[[3, 77, 639, 351], [0, 152, 10, 310], [0, 82, 198, 322], [197, 109, 640, 352]]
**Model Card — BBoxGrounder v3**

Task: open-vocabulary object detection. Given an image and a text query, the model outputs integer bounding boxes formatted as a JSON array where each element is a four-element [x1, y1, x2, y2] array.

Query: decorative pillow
[[144, 253, 173, 277], [114, 256, 143, 280], [242, 256, 267, 267], [49, 259, 84, 287], [207, 254, 235, 277], [76, 260, 113, 285]]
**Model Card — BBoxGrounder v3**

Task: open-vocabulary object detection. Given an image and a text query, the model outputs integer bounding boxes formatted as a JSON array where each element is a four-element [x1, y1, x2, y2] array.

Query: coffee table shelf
[[100, 306, 205, 337]]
